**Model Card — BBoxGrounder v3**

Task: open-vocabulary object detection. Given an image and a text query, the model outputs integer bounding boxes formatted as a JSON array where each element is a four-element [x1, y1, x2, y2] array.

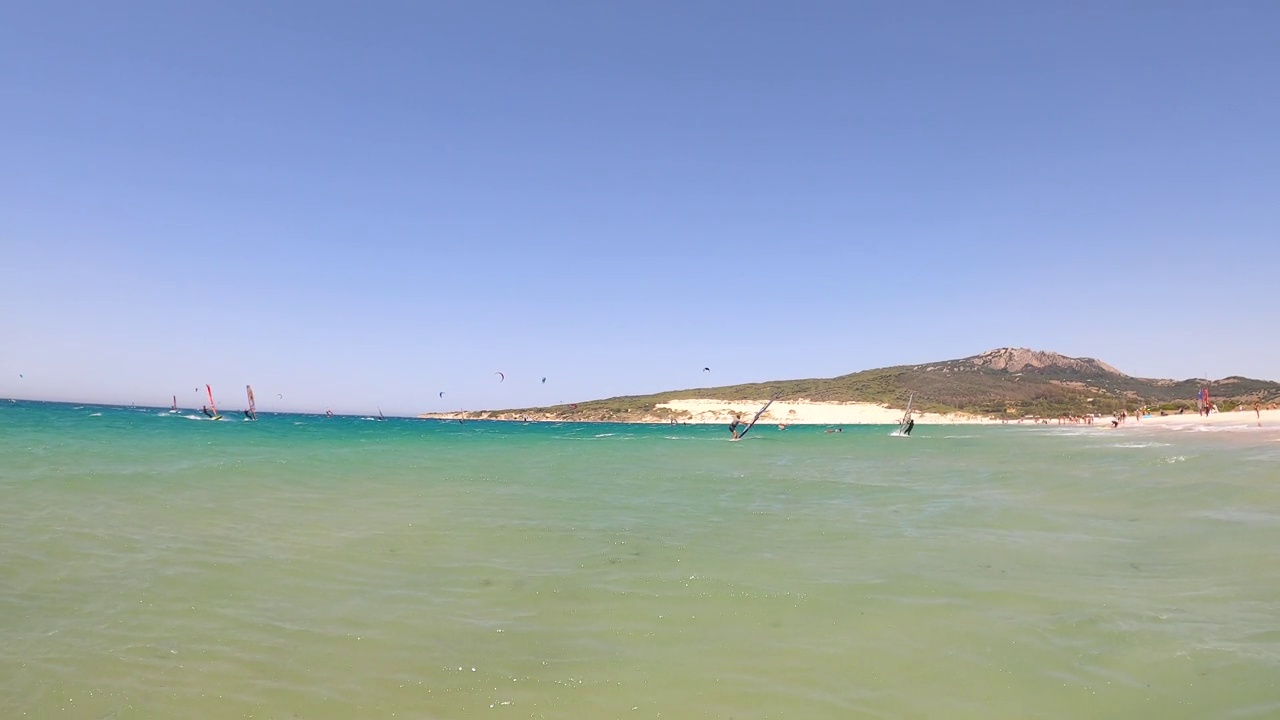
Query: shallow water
[[3, 402, 1279, 718]]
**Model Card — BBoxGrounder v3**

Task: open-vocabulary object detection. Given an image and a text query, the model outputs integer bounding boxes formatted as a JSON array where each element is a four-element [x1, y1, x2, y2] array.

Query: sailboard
[[377, 407, 386, 421], [734, 393, 781, 440], [896, 392, 916, 430], [893, 392, 914, 437], [245, 385, 258, 421], [206, 384, 223, 421], [170, 395, 178, 413]]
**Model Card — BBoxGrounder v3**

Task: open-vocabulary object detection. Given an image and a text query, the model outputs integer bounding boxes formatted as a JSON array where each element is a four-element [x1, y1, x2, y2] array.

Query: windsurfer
[[728, 414, 743, 439], [201, 405, 214, 418], [903, 418, 915, 436]]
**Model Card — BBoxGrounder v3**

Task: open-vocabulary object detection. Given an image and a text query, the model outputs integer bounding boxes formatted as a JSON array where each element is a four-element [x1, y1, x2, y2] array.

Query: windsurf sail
[[246, 385, 257, 420], [206, 385, 222, 419], [171, 395, 178, 412], [378, 407, 385, 421], [899, 392, 914, 429], [736, 393, 780, 440]]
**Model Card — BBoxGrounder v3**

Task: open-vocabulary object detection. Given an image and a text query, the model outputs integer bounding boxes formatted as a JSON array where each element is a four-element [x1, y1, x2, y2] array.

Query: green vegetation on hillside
[[427, 350, 1280, 422]]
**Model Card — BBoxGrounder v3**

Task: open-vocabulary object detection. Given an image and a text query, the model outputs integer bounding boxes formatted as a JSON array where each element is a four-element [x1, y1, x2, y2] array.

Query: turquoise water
[[3, 401, 1280, 718]]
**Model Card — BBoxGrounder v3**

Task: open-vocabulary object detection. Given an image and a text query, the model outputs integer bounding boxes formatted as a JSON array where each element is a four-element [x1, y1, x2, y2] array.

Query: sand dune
[[655, 399, 996, 425]]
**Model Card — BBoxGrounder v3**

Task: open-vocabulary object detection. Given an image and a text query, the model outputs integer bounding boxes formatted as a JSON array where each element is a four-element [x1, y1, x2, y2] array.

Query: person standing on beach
[[1255, 401, 1262, 419]]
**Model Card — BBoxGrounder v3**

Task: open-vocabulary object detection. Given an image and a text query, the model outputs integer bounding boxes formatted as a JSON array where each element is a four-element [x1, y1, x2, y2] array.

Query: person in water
[[728, 414, 743, 439], [201, 405, 213, 418], [903, 418, 915, 435]]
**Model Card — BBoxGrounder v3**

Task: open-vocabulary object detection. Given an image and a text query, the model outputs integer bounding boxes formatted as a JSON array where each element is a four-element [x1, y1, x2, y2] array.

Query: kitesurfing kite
[[277, 393, 283, 399], [495, 372, 505, 382], [18, 374, 22, 379], [439, 391, 445, 398], [542, 377, 547, 384], [703, 367, 711, 373]]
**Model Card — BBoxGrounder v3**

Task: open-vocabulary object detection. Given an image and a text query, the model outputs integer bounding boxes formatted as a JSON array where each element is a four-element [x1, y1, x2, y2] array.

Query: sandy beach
[[418, 399, 996, 424], [655, 399, 996, 425], [419, 401, 1280, 428], [1112, 407, 1280, 430]]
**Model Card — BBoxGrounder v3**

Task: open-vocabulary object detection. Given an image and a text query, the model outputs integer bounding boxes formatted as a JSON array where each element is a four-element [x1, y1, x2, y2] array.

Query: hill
[[421, 348, 1280, 422]]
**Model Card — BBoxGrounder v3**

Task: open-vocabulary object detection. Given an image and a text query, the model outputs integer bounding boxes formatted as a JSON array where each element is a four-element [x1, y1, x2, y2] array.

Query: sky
[[2, 1, 1277, 415]]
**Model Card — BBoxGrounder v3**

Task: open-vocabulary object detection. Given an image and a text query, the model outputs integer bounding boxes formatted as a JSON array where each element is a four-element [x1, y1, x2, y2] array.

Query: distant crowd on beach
[[1002, 415, 1099, 425], [995, 399, 1278, 429]]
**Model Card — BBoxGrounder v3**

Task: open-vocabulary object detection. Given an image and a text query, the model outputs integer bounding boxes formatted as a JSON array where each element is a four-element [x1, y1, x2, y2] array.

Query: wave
[[1184, 425, 1250, 433]]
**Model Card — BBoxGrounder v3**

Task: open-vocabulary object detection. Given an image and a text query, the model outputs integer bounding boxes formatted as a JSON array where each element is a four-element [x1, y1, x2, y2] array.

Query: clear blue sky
[[3, 2, 1277, 414]]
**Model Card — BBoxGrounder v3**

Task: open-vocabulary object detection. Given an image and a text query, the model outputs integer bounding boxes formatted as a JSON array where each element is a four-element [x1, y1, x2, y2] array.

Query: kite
[[703, 367, 711, 373], [439, 392, 445, 398], [277, 393, 283, 400], [542, 377, 547, 384], [18, 374, 22, 379], [495, 372, 505, 382]]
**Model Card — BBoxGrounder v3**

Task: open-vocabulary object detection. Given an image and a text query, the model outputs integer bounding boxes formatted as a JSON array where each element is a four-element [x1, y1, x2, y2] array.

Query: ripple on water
[[2, 407, 1280, 717]]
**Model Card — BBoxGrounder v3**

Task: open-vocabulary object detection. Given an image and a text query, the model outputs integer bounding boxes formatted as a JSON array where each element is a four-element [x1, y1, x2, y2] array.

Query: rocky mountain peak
[[968, 348, 1126, 376]]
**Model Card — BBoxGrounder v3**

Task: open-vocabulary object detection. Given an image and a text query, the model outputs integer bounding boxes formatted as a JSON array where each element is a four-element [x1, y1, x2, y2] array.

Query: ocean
[[3, 401, 1279, 718]]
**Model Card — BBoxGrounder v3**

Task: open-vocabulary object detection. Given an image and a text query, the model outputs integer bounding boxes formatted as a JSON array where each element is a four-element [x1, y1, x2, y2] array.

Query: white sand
[[1114, 407, 1280, 430], [655, 399, 996, 425], [419, 399, 1280, 428]]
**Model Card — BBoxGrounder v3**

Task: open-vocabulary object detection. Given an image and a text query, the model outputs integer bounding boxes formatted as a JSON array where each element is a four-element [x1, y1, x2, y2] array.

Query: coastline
[[1111, 407, 1279, 430], [417, 401, 1280, 430], [417, 398, 999, 425], [652, 399, 999, 425]]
